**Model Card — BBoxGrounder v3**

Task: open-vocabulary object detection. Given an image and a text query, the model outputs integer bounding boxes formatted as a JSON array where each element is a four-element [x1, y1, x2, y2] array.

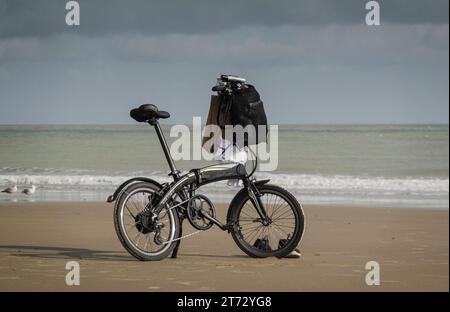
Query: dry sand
[[0, 202, 447, 291]]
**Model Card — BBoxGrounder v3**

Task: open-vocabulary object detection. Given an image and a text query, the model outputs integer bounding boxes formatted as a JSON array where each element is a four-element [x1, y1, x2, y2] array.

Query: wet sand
[[0, 202, 447, 291]]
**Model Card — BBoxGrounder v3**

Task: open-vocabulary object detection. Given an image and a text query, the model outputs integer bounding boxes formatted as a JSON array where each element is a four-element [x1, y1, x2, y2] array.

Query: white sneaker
[[284, 248, 302, 259]]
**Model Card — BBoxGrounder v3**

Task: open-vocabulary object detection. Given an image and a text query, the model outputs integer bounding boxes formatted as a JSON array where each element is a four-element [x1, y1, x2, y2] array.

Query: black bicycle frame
[[148, 118, 270, 227], [152, 119, 180, 180], [108, 118, 271, 231]]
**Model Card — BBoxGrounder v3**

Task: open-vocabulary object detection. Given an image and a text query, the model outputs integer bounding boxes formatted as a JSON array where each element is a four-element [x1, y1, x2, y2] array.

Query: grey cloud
[[0, 23, 447, 124], [0, 0, 448, 38], [0, 1, 447, 125], [1, 24, 447, 67]]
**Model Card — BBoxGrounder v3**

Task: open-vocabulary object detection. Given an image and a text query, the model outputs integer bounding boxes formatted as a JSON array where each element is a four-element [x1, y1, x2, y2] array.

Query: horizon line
[[0, 122, 448, 126]]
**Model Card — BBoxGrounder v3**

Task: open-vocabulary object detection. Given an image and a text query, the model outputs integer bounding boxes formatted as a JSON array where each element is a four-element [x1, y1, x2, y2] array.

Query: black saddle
[[130, 104, 170, 122]]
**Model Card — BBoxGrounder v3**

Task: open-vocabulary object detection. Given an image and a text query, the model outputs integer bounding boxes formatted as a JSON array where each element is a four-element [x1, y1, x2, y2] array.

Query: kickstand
[[171, 217, 184, 258]]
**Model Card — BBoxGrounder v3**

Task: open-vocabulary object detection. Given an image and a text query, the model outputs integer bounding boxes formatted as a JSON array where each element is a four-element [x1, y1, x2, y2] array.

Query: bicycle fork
[[247, 181, 271, 225]]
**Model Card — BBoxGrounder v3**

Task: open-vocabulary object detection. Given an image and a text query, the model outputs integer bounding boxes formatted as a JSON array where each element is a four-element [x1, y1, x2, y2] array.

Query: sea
[[0, 124, 448, 208]]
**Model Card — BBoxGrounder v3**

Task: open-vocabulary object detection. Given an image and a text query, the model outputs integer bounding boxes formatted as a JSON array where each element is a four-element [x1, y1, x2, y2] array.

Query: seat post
[[151, 120, 180, 179]]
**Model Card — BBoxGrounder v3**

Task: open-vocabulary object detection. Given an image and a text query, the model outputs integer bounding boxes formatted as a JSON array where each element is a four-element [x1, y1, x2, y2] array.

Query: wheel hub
[[135, 211, 158, 234]]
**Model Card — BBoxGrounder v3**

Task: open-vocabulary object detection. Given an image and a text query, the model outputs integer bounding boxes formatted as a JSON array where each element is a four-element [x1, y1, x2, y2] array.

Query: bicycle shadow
[[180, 253, 248, 259], [0, 245, 248, 261], [0, 245, 133, 262]]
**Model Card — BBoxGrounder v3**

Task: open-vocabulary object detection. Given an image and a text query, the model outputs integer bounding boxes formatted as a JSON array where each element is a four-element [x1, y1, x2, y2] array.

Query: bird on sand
[[1, 184, 18, 194], [22, 184, 36, 195]]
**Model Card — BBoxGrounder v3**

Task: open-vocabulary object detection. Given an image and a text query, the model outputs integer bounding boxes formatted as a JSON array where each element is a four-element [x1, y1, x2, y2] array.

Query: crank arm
[[198, 209, 227, 231]]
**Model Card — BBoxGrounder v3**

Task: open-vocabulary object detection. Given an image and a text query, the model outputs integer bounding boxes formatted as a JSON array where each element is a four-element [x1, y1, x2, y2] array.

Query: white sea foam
[[257, 173, 449, 195], [1, 173, 448, 198], [0, 125, 447, 207]]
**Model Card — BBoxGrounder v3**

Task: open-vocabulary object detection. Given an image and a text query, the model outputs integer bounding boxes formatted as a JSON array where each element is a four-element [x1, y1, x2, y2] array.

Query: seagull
[[22, 184, 36, 196], [1, 184, 18, 194]]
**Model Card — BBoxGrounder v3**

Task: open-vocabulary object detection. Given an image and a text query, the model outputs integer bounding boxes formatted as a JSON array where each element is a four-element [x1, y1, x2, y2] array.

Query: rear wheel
[[113, 182, 180, 261], [229, 184, 305, 258]]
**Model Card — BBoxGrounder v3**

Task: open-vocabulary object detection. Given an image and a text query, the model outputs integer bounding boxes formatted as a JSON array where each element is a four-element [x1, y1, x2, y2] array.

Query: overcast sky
[[0, 0, 448, 124]]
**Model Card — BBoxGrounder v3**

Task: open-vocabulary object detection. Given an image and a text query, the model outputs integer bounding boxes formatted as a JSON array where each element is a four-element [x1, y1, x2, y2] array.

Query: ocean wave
[[0, 173, 448, 196], [257, 173, 449, 195]]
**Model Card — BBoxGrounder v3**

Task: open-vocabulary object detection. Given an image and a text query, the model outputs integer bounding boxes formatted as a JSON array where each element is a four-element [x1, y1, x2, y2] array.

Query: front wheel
[[113, 182, 180, 261], [229, 184, 305, 258]]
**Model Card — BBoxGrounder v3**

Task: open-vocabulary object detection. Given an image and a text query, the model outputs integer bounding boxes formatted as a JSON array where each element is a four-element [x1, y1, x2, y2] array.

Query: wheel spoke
[[124, 203, 136, 219], [235, 188, 301, 255], [119, 186, 176, 256]]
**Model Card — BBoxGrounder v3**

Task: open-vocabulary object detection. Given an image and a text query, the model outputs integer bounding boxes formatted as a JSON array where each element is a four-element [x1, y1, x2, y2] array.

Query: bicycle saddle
[[130, 104, 170, 122]]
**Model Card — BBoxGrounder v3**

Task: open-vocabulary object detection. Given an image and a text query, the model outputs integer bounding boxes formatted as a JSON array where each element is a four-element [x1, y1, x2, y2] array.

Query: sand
[[0, 202, 447, 291]]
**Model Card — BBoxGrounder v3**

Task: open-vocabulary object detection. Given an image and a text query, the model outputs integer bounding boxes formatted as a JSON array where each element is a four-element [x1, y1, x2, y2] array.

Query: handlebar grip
[[220, 74, 246, 83], [212, 85, 226, 92]]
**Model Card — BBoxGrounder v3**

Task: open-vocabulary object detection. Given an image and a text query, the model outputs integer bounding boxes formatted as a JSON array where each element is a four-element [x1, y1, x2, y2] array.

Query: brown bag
[[202, 95, 225, 153]]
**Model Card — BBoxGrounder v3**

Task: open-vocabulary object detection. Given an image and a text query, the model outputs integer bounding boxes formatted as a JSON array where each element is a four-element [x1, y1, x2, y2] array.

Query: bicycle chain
[[159, 198, 206, 245], [162, 229, 204, 245]]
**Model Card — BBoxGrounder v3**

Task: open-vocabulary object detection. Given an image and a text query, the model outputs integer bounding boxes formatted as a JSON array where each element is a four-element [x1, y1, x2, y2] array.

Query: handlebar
[[212, 74, 246, 93], [211, 85, 226, 92]]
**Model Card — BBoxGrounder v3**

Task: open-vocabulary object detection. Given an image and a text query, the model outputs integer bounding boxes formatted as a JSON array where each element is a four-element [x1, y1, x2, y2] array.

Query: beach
[[0, 202, 447, 291], [0, 126, 447, 291]]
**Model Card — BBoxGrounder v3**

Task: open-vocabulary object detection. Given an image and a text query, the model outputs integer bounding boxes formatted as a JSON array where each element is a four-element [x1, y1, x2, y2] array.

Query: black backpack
[[217, 84, 268, 147]]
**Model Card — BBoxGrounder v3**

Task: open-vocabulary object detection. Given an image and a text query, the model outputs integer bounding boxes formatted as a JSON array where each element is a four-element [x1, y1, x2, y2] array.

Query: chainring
[[187, 194, 216, 230]]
